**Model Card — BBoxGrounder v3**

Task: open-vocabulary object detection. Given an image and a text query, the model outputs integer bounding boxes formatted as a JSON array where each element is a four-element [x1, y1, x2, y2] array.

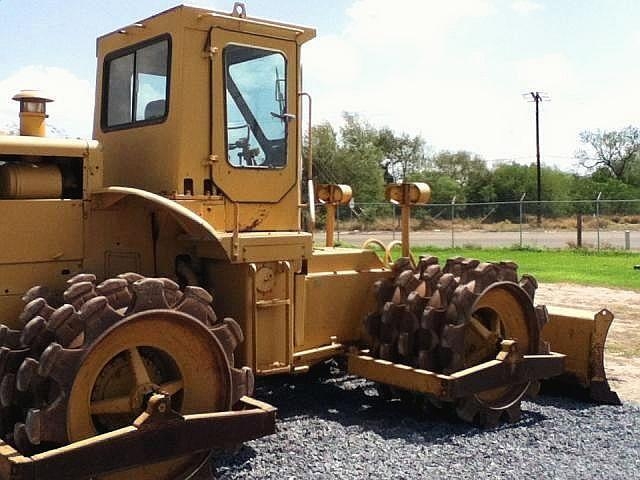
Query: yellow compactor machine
[[0, 3, 619, 479]]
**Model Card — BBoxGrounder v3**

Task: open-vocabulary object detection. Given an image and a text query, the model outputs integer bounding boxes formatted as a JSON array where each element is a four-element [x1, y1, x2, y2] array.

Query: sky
[[1, 0, 639, 172]]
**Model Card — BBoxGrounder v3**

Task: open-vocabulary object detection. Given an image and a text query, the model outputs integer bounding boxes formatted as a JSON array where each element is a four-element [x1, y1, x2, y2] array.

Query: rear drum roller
[[1, 274, 252, 480]]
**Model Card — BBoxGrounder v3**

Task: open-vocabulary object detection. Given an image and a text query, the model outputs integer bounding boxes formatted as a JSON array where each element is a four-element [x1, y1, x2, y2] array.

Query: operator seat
[[144, 99, 166, 120]]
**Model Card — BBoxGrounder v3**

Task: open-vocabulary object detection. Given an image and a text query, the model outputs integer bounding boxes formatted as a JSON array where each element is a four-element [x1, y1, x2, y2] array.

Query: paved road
[[327, 229, 640, 250]]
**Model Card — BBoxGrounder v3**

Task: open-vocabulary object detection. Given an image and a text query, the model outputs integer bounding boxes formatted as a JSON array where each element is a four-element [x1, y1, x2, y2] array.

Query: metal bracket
[[0, 395, 276, 479], [348, 344, 565, 401]]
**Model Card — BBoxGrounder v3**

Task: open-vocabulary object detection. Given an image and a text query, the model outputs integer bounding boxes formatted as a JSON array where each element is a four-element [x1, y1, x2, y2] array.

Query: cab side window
[[103, 35, 171, 130]]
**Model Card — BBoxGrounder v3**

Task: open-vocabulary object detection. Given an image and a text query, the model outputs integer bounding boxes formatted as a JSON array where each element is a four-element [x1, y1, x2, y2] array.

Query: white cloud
[[0, 66, 93, 138], [344, 0, 493, 48], [302, 0, 549, 172], [511, 0, 543, 15], [302, 0, 496, 137], [302, 0, 639, 172]]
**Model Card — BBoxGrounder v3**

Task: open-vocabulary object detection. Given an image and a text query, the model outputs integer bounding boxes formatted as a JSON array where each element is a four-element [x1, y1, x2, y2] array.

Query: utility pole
[[524, 91, 549, 227]]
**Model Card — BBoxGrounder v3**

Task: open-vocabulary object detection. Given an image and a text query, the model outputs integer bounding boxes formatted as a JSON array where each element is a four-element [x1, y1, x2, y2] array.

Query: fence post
[[596, 192, 602, 253], [625, 230, 631, 250], [392, 204, 397, 241], [519, 193, 526, 248], [336, 204, 340, 243], [451, 195, 456, 248], [576, 213, 582, 248]]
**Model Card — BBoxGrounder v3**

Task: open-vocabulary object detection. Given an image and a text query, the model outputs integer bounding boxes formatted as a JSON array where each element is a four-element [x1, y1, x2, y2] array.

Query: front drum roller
[[364, 256, 549, 427], [0, 274, 253, 480], [450, 282, 543, 426]]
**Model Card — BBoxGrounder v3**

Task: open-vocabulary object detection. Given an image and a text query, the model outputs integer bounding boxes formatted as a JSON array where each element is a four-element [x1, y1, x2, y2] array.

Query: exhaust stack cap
[[12, 90, 54, 137]]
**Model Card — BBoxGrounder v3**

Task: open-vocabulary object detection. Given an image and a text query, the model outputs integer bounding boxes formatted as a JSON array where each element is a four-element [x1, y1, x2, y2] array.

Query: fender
[[91, 186, 231, 261]]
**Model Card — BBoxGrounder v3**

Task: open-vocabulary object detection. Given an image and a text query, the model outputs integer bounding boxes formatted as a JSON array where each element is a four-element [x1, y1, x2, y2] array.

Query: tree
[[337, 114, 385, 203], [429, 151, 488, 189], [406, 150, 491, 211], [465, 169, 496, 204], [570, 172, 640, 214], [376, 127, 427, 182], [309, 122, 339, 185], [306, 116, 385, 204], [576, 126, 640, 182]]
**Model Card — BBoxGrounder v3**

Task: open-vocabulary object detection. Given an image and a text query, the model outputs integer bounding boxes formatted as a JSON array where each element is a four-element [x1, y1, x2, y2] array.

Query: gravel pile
[[213, 365, 640, 479]]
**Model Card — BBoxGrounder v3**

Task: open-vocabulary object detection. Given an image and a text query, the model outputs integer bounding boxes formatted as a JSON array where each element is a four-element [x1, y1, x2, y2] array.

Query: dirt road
[[335, 229, 639, 250], [537, 283, 640, 403]]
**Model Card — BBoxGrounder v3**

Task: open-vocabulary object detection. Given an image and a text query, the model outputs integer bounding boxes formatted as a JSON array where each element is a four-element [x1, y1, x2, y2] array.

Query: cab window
[[224, 45, 288, 168], [102, 35, 170, 130]]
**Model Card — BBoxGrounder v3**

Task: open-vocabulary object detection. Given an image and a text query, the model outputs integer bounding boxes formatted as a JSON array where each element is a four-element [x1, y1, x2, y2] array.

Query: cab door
[[210, 30, 298, 203]]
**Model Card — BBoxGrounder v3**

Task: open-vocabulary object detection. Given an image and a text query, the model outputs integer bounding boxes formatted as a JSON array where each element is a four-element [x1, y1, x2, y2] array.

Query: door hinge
[[204, 154, 219, 166]]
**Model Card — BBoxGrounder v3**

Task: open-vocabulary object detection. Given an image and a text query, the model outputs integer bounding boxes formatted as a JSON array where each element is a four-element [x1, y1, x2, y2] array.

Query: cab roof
[[97, 4, 316, 46]]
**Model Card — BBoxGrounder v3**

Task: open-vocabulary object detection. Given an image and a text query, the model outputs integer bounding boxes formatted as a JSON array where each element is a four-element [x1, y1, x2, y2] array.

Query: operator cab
[[94, 4, 315, 232]]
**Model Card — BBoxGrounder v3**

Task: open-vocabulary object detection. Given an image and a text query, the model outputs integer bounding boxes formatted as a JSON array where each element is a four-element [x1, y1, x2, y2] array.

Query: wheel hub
[[90, 348, 172, 432], [132, 384, 157, 411]]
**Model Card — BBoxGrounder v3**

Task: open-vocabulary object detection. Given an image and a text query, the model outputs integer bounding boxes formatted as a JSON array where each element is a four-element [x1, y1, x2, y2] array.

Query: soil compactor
[[0, 3, 618, 479]]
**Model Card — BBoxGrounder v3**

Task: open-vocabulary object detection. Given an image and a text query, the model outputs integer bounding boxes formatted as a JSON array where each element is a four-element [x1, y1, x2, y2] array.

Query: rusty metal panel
[[176, 197, 226, 231], [222, 194, 303, 232], [0, 200, 83, 264]]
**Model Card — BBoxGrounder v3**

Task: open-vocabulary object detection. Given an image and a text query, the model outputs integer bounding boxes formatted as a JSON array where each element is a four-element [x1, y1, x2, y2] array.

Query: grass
[[404, 246, 640, 290]]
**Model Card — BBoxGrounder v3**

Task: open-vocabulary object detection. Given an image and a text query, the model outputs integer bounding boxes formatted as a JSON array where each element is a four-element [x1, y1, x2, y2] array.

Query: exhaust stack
[[12, 90, 53, 137]]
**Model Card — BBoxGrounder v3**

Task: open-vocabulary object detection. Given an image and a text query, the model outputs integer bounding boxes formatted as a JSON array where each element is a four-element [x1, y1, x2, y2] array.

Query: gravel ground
[[213, 365, 640, 480]]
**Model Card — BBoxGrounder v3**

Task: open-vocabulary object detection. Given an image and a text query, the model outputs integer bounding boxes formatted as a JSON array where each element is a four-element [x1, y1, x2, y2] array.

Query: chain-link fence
[[322, 198, 640, 251]]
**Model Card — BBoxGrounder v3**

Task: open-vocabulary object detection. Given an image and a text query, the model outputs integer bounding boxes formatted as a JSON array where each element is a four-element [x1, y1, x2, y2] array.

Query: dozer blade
[[0, 394, 276, 480], [541, 306, 620, 404]]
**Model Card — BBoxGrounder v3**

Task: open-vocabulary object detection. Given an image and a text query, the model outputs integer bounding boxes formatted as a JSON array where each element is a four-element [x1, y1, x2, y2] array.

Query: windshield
[[224, 45, 287, 168]]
